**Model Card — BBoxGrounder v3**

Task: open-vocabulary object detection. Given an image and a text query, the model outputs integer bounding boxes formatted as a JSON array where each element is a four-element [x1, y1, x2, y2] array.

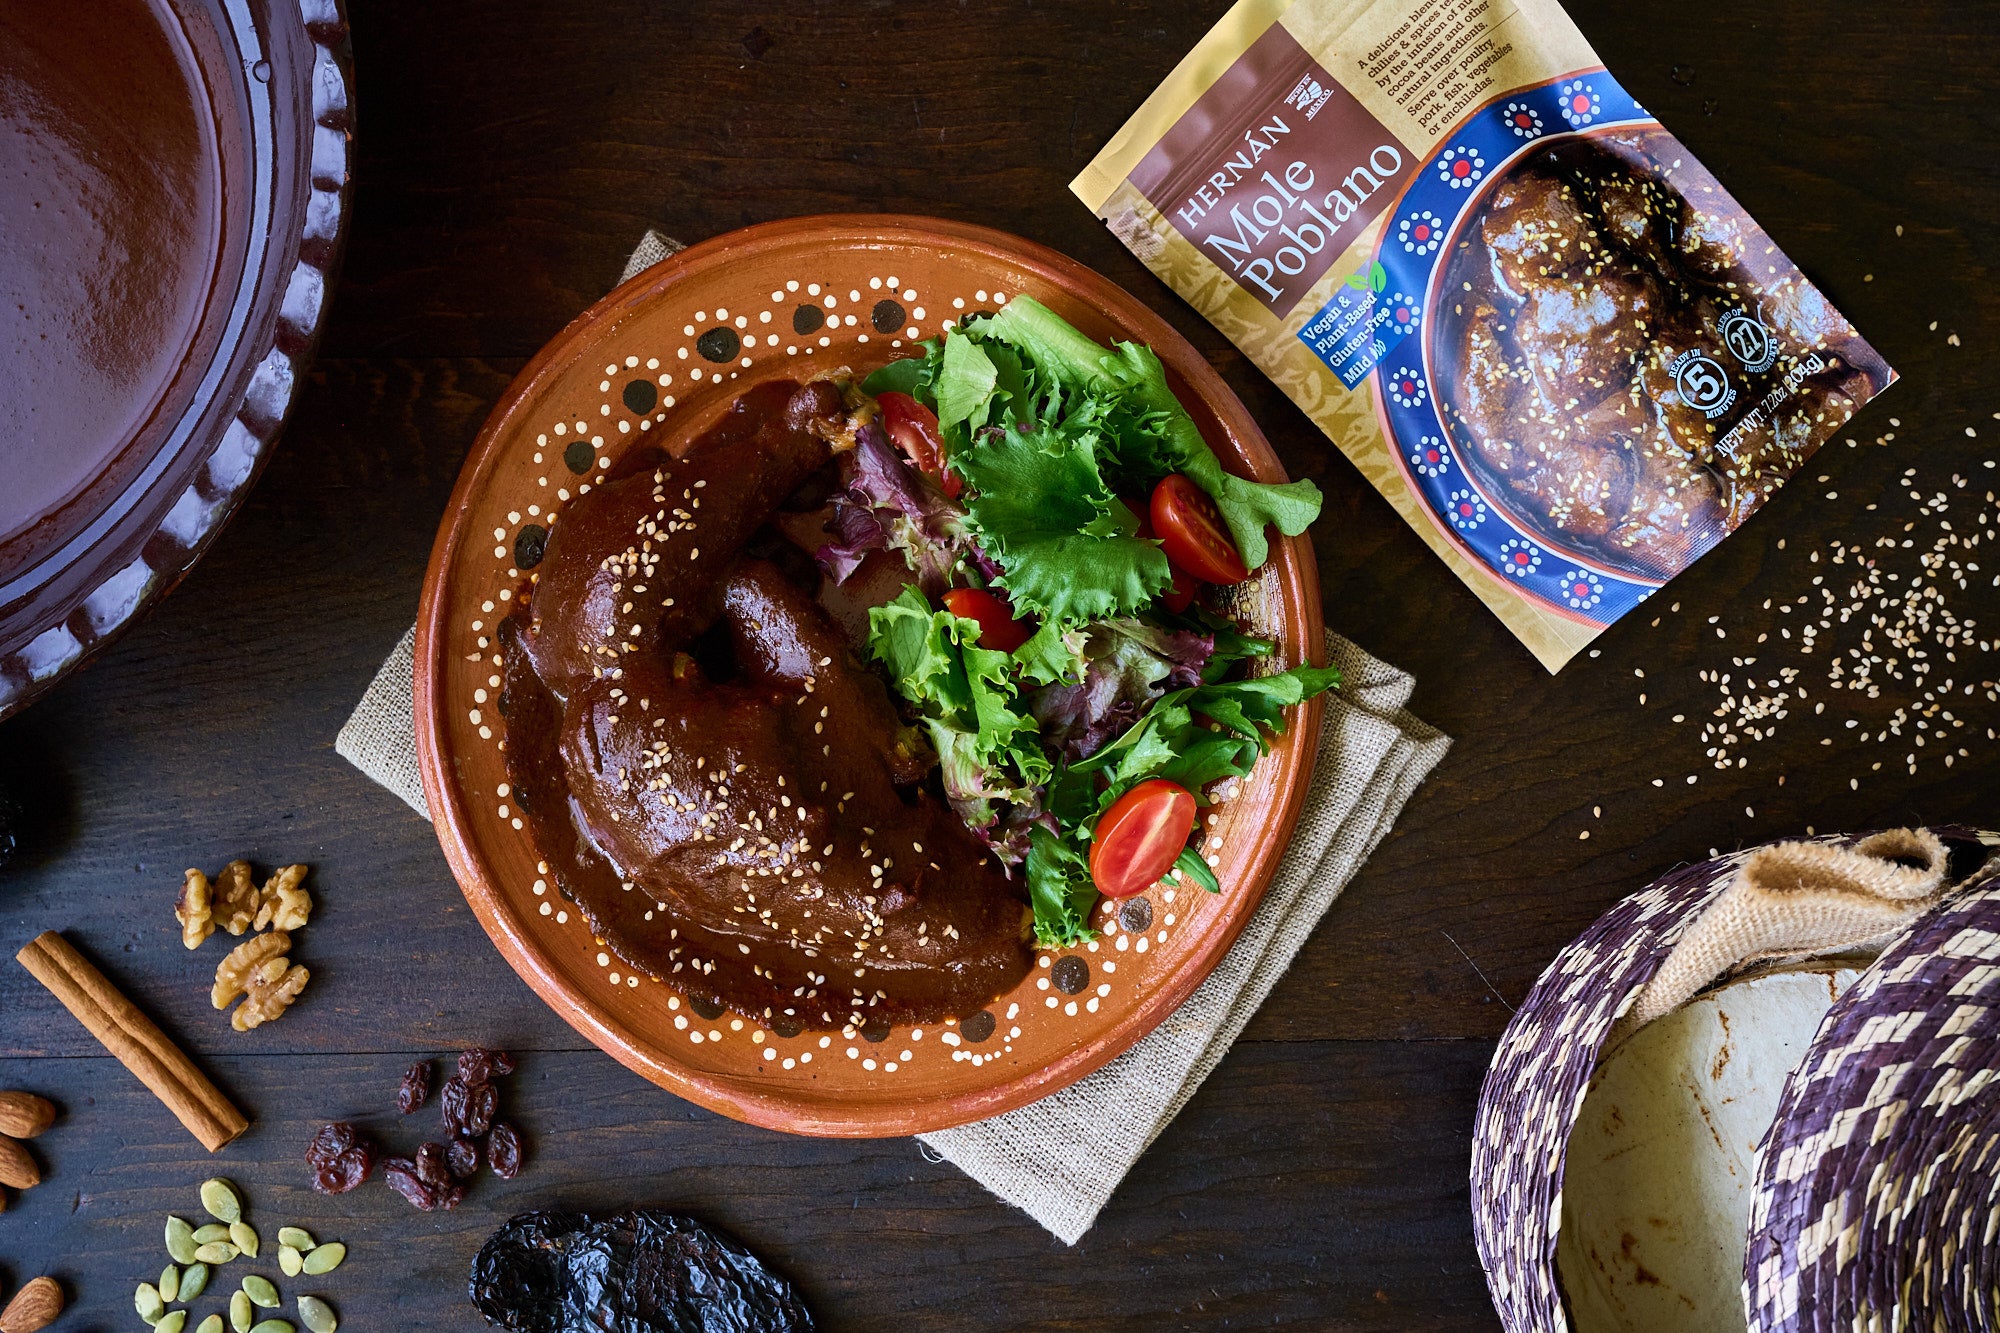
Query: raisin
[[305, 1121, 355, 1167], [305, 1122, 378, 1195], [439, 1076, 467, 1136], [467, 1081, 498, 1135], [487, 1122, 525, 1179], [457, 1048, 517, 1086], [441, 1075, 498, 1138], [415, 1139, 448, 1179], [386, 1143, 465, 1211], [446, 1137, 481, 1179], [384, 1157, 449, 1210], [398, 1060, 432, 1115], [311, 1155, 371, 1195]]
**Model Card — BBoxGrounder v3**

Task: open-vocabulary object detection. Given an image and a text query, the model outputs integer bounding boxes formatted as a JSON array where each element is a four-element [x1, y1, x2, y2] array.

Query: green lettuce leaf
[[975, 296, 1322, 568], [1173, 844, 1221, 895], [963, 637, 1043, 773], [952, 422, 1173, 623], [936, 332, 999, 434], [1027, 823, 1098, 949], [867, 584, 963, 712], [867, 586, 1048, 830], [1013, 618, 1090, 688], [1047, 662, 1341, 828], [861, 355, 929, 399]]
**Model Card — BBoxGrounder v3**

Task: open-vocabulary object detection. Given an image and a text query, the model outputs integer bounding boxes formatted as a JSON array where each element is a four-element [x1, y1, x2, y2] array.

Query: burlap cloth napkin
[[336, 232, 1450, 1244]]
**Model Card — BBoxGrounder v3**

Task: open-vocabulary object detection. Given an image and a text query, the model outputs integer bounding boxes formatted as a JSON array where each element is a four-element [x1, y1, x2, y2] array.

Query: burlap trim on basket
[[1621, 827, 1956, 1035]]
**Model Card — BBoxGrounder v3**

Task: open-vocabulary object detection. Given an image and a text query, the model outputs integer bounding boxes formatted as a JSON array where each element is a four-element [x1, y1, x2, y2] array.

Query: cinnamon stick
[[15, 931, 247, 1151]]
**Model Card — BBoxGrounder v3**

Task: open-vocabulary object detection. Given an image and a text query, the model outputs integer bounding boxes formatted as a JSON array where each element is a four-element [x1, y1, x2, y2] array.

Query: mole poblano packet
[[1072, 0, 1893, 671]]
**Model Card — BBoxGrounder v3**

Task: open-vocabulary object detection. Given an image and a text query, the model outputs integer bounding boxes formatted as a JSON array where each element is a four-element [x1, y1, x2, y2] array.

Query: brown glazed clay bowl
[[0, 0, 353, 719], [415, 216, 1325, 1137]]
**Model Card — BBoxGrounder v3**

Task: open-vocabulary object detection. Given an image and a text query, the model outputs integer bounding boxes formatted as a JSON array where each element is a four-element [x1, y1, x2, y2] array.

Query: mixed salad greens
[[816, 296, 1338, 947]]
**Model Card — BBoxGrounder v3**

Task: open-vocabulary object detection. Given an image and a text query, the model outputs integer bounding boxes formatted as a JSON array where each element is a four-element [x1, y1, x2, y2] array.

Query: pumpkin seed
[[159, 1265, 181, 1303], [200, 1177, 242, 1223], [156, 1312, 188, 1333], [230, 1291, 253, 1333], [295, 1297, 335, 1333], [165, 1215, 199, 1264], [241, 1275, 280, 1309], [194, 1241, 240, 1264], [298, 1243, 344, 1276], [247, 1323, 294, 1333], [136, 1282, 166, 1324], [197, 1317, 224, 1333], [179, 1262, 210, 1303], [230, 1221, 259, 1258], [278, 1246, 302, 1277], [193, 1224, 232, 1245], [276, 1227, 314, 1251]]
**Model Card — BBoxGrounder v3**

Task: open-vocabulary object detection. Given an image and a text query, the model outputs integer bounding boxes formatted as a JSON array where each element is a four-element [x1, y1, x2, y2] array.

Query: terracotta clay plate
[[416, 216, 1326, 1136], [0, 0, 353, 718]]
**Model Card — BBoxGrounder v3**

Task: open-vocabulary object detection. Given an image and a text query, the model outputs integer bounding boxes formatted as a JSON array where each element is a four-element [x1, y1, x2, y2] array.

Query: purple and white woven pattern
[[1744, 839, 2000, 1332], [1470, 844, 1753, 1331]]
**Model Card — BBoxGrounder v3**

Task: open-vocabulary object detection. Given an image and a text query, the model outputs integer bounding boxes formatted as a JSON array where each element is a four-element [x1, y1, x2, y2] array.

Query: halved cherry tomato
[[1124, 497, 1204, 613], [1150, 474, 1249, 585], [1089, 779, 1198, 898], [876, 391, 962, 499], [943, 586, 1033, 653]]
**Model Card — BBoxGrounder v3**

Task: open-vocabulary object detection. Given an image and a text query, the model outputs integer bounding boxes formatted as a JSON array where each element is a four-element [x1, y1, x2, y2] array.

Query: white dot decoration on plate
[[455, 261, 1254, 1080]]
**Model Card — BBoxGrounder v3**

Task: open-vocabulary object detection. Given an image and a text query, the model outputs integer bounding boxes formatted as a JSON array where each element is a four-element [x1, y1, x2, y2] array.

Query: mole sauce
[[0, 0, 225, 572]]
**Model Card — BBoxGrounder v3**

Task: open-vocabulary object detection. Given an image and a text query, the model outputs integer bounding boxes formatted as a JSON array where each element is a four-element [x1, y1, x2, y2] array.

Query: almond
[[0, 1276, 63, 1333], [0, 1134, 39, 1190], [0, 1092, 55, 1140]]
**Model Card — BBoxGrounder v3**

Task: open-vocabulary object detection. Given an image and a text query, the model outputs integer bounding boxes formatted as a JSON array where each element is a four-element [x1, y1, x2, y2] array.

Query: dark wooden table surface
[[4, 2, 1997, 1328]]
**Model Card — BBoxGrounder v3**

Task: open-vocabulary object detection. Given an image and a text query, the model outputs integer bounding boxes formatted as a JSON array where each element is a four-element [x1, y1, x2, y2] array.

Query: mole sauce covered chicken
[[500, 380, 1032, 1033]]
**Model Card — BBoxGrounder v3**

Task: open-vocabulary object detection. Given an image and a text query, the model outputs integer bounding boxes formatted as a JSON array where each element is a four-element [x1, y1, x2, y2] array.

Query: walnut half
[[177, 870, 215, 949], [212, 930, 310, 1031], [254, 864, 312, 932], [211, 860, 262, 936]]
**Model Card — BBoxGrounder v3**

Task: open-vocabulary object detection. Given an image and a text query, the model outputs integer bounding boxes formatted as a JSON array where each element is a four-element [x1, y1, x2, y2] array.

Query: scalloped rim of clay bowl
[[415, 214, 1326, 1137]]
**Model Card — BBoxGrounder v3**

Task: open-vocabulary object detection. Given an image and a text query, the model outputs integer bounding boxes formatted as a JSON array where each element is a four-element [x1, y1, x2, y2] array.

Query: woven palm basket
[[1471, 826, 2000, 1332]]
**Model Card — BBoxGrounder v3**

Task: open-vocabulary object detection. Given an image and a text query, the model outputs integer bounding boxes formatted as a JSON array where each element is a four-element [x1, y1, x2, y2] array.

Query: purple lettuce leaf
[[1028, 619, 1215, 761], [815, 425, 991, 595]]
